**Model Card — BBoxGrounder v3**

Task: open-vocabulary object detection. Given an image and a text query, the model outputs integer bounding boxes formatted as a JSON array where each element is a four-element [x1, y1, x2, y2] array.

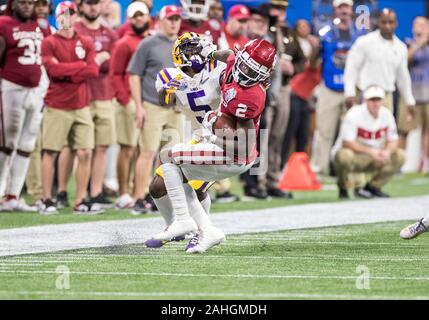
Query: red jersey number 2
[[235, 103, 248, 118], [18, 38, 42, 65]]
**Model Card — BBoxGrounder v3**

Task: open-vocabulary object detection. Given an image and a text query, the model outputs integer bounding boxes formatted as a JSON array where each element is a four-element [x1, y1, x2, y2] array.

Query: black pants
[[281, 92, 310, 166]]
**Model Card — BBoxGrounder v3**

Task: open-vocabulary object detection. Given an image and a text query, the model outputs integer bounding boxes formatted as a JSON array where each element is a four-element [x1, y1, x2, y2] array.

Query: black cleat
[[131, 198, 150, 215], [244, 187, 268, 200], [56, 191, 69, 209], [338, 188, 349, 199], [364, 184, 390, 198], [354, 187, 373, 199], [267, 187, 293, 199], [90, 192, 114, 209]]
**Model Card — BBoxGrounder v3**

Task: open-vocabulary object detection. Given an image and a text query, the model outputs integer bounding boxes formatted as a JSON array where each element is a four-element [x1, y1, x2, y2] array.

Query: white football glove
[[202, 110, 217, 133], [192, 127, 217, 144], [199, 38, 217, 60]]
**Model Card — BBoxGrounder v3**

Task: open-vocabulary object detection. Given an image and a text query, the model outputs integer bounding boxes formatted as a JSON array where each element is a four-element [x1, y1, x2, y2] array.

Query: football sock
[[0, 151, 12, 197], [7, 153, 30, 197], [184, 184, 212, 230], [161, 163, 190, 221], [200, 193, 211, 215], [152, 194, 174, 226]]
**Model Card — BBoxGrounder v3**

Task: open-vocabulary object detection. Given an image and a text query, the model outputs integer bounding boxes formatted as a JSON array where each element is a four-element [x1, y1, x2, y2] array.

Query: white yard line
[[0, 195, 428, 257], [0, 290, 425, 299], [0, 269, 428, 281]]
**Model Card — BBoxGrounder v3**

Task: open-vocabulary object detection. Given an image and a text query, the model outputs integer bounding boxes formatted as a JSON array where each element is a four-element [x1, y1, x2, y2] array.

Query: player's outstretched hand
[[163, 78, 188, 92], [198, 38, 217, 60], [202, 110, 217, 133]]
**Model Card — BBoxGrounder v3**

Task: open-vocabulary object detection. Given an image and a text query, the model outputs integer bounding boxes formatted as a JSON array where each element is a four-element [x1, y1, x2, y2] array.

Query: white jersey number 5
[[18, 38, 42, 65], [235, 103, 248, 118]]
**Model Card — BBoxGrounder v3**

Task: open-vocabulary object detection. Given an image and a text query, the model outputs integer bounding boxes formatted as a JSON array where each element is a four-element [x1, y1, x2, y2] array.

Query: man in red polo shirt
[[218, 4, 250, 50], [40, 1, 108, 215], [109, 1, 150, 209]]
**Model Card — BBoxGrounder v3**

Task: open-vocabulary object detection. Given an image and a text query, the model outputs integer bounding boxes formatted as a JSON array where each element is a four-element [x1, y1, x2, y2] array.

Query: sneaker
[[186, 226, 225, 254], [354, 187, 373, 199], [185, 232, 200, 251], [267, 187, 293, 199], [153, 218, 197, 241], [400, 219, 429, 239], [115, 193, 135, 210], [144, 194, 157, 211], [214, 191, 240, 203], [144, 234, 186, 248], [56, 191, 69, 209], [73, 201, 104, 215], [39, 199, 58, 215], [338, 188, 349, 199], [364, 184, 390, 198], [130, 198, 150, 215], [1, 195, 37, 212], [89, 192, 114, 209]]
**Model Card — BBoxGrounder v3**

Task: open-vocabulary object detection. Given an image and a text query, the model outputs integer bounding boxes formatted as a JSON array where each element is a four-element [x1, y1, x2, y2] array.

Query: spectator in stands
[[100, 0, 121, 29], [208, 0, 223, 25], [218, 4, 250, 50], [397, 16, 429, 173], [116, 0, 153, 38], [344, 8, 415, 112], [281, 20, 321, 165], [311, 0, 364, 176], [67, 0, 118, 209], [128, 5, 184, 214], [40, 1, 108, 214], [179, 0, 220, 45], [240, 3, 272, 199], [25, 0, 55, 205], [261, 0, 306, 199], [333, 85, 405, 199], [109, 1, 150, 210]]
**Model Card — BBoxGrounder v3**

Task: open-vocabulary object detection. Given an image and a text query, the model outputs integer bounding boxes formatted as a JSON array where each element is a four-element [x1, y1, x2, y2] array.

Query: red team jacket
[[179, 19, 221, 45], [0, 15, 49, 88], [74, 21, 118, 102], [220, 55, 266, 163], [42, 32, 99, 110], [109, 30, 145, 106]]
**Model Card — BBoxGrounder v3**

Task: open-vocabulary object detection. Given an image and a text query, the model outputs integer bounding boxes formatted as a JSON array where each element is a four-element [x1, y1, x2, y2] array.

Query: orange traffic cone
[[278, 152, 321, 191]]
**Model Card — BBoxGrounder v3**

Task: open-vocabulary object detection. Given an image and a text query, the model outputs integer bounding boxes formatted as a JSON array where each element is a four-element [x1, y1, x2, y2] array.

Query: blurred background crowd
[[1, 0, 428, 214]]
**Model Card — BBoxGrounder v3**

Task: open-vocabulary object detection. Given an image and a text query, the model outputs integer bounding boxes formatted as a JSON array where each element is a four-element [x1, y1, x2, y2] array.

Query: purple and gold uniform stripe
[[159, 69, 173, 84]]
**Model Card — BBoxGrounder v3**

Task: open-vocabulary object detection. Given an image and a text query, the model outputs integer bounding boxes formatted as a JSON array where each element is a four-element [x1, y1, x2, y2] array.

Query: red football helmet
[[233, 39, 277, 87]]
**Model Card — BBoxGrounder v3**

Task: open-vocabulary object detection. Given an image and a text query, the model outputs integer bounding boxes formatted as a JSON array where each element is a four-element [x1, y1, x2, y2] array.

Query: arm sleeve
[[341, 112, 358, 142], [98, 30, 119, 74], [41, 38, 88, 78], [69, 40, 99, 82], [127, 40, 148, 76], [109, 42, 130, 104], [344, 38, 366, 98], [396, 47, 416, 106]]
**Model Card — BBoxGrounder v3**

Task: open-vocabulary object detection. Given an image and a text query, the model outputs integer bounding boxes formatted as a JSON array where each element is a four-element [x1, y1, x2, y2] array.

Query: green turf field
[[1, 173, 428, 230], [0, 221, 428, 300]]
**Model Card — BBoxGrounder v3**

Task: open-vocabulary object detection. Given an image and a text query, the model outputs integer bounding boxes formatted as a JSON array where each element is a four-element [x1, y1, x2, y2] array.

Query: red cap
[[55, 1, 77, 18], [228, 4, 250, 20], [159, 5, 181, 20]]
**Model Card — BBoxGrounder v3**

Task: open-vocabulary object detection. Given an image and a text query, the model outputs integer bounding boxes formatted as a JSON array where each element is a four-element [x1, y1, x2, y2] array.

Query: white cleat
[[153, 218, 197, 241], [186, 226, 225, 254], [1, 198, 37, 212], [400, 219, 429, 239], [115, 193, 135, 210]]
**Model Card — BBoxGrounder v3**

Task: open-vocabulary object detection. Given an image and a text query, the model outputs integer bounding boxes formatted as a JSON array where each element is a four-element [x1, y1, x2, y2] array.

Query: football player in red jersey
[[0, 0, 50, 211], [147, 38, 276, 253], [179, 0, 221, 46]]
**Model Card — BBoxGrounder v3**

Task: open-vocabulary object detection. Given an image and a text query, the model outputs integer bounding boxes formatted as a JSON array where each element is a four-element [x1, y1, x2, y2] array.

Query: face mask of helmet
[[180, 0, 211, 21], [179, 39, 206, 72], [233, 51, 271, 87]]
